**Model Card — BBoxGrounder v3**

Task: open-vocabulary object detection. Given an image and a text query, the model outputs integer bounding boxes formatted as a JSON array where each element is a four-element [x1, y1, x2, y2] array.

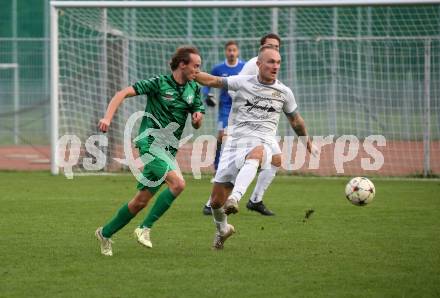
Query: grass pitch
[[0, 172, 439, 297]]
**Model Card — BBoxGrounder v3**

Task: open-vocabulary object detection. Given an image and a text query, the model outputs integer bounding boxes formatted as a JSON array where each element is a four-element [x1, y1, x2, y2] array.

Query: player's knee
[[169, 178, 186, 195], [131, 191, 150, 212], [132, 200, 147, 211], [247, 145, 265, 162]]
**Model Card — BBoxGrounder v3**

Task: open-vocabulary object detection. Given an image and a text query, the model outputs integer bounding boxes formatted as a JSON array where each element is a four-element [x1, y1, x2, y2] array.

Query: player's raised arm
[[195, 72, 225, 89], [98, 86, 137, 132]]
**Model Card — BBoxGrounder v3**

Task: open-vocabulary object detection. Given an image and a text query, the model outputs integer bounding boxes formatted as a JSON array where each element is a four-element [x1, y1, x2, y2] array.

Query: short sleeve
[[225, 75, 251, 92], [132, 77, 160, 96], [283, 88, 298, 115]]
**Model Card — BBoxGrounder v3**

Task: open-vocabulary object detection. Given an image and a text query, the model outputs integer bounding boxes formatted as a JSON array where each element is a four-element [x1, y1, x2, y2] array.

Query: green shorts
[[136, 148, 176, 194]]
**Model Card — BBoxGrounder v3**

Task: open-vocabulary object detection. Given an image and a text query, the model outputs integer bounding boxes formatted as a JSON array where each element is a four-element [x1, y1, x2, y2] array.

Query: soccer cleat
[[246, 200, 275, 216], [95, 227, 113, 256], [212, 224, 235, 250], [224, 196, 239, 215], [134, 227, 153, 248], [203, 204, 212, 216]]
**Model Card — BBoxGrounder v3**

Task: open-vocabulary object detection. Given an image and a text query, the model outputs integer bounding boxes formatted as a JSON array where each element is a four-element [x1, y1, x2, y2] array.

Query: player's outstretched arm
[[195, 72, 225, 89], [286, 112, 318, 156], [98, 86, 137, 132]]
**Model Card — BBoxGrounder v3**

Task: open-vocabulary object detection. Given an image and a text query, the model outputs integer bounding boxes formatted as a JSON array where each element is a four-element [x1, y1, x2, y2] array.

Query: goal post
[[50, 0, 440, 177], [50, 4, 59, 175]]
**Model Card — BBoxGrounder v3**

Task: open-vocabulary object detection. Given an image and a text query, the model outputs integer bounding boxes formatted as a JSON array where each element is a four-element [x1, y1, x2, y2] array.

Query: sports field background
[[1, 172, 439, 297], [1, 3, 440, 177]]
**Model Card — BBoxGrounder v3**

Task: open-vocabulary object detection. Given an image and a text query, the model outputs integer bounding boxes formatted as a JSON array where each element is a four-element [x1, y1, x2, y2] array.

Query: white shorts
[[214, 136, 281, 184]]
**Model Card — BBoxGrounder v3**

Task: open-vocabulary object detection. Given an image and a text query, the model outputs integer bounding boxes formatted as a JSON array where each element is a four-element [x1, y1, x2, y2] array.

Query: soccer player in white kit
[[196, 45, 316, 249], [235, 33, 282, 216]]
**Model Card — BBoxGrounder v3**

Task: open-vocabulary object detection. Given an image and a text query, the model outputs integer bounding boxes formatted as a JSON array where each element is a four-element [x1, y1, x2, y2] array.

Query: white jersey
[[239, 56, 259, 75], [223, 75, 297, 139]]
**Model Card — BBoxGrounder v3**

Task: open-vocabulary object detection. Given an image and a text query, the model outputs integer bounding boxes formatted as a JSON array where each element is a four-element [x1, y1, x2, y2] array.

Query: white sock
[[212, 207, 228, 234], [250, 165, 278, 203], [232, 159, 260, 202], [205, 197, 211, 207]]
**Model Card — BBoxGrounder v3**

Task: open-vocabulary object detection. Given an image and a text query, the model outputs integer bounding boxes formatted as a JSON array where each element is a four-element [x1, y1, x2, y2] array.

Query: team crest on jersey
[[271, 90, 282, 98], [186, 94, 194, 104]]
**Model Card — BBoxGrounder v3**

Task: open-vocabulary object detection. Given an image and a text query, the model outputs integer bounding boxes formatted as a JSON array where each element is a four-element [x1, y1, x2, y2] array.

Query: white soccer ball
[[345, 177, 375, 206]]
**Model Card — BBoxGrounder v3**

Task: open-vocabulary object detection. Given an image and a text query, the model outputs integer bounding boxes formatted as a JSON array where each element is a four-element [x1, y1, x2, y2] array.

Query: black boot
[[246, 200, 275, 216]]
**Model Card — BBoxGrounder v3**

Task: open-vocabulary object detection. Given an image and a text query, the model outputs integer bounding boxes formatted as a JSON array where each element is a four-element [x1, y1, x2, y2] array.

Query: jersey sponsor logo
[[245, 97, 276, 113], [163, 91, 175, 101]]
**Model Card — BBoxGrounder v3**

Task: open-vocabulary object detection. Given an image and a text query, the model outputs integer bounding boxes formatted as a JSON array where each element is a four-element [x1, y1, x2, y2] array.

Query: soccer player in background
[[201, 40, 245, 215], [196, 45, 316, 249], [95, 46, 205, 256]]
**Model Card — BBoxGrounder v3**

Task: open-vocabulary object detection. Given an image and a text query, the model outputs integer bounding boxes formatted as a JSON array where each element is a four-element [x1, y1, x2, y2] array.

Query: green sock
[[141, 188, 176, 229], [102, 203, 135, 238]]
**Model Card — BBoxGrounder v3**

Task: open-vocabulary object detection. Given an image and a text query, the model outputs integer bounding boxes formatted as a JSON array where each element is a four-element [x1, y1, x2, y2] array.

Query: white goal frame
[[50, 0, 440, 175]]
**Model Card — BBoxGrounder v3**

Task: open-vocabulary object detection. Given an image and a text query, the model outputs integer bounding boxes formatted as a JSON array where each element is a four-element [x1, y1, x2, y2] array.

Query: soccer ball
[[345, 177, 375, 206]]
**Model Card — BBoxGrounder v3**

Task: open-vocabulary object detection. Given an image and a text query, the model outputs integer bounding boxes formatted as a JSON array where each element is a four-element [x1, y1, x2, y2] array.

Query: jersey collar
[[225, 59, 239, 68], [257, 75, 276, 86], [169, 74, 188, 88]]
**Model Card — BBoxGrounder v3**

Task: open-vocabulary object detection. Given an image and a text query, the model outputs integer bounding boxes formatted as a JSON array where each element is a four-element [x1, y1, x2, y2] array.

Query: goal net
[[51, 1, 440, 177]]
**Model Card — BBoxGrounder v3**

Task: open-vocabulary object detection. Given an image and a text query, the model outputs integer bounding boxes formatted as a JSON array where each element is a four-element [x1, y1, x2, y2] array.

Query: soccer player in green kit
[[95, 46, 205, 256]]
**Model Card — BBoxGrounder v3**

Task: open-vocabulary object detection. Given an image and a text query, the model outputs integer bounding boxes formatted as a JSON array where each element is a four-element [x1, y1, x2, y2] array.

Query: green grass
[[0, 172, 439, 298]]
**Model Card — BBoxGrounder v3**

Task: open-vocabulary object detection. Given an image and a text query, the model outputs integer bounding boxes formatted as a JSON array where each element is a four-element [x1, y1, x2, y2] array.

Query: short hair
[[260, 33, 281, 46], [257, 44, 279, 61], [169, 46, 200, 71], [224, 40, 238, 49]]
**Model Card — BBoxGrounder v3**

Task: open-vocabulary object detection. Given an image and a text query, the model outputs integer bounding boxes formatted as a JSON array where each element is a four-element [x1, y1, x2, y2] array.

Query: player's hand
[[192, 112, 203, 123], [191, 112, 203, 129], [205, 93, 217, 107], [98, 118, 111, 133]]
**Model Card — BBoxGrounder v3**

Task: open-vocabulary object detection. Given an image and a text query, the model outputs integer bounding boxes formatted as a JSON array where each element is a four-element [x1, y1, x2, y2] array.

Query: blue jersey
[[202, 59, 245, 120]]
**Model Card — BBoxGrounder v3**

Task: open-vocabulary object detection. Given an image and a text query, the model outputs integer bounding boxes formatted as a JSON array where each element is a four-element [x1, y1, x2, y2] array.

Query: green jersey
[[132, 74, 205, 157]]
